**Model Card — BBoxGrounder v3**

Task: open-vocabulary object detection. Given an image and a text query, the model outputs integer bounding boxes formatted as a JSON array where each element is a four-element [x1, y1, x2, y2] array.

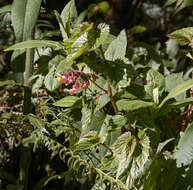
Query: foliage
[[1, 0, 193, 190]]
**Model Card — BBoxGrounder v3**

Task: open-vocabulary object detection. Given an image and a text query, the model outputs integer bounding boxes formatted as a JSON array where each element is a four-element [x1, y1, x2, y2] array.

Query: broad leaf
[[174, 122, 193, 167], [165, 72, 185, 101], [168, 27, 193, 45], [11, 0, 42, 42], [144, 69, 165, 104], [5, 40, 63, 51], [104, 29, 127, 61], [117, 99, 154, 111], [44, 67, 60, 91], [0, 5, 12, 14], [53, 96, 81, 108], [159, 79, 193, 108], [76, 131, 100, 150], [168, 97, 193, 108], [88, 23, 110, 50]]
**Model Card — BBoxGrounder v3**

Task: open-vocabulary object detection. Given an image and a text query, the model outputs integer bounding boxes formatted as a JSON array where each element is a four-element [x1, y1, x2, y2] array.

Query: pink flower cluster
[[57, 69, 89, 95]]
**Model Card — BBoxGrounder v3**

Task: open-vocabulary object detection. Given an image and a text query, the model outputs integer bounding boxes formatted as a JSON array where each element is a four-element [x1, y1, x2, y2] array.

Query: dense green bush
[[1, 0, 193, 189]]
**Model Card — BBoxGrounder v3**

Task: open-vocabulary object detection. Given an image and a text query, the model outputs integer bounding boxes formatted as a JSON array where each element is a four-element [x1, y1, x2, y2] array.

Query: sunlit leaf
[[117, 99, 154, 111], [105, 29, 127, 61], [53, 96, 81, 108]]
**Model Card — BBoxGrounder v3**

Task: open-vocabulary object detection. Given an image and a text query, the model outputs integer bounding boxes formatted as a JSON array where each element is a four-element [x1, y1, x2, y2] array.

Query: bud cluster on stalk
[[57, 69, 92, 95]]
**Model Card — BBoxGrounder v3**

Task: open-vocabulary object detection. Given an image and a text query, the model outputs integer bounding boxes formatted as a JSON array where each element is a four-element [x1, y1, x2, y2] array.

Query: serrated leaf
[[53, 96, 81, 108], [5, 40, 63, 51], [174, 122, 193, 167], [159, 79, 193, 108], [101, 155, 118, 170], [112, 132, 137, 179], [76, 131, 100, 150], [104, 29, 127, 61], [117, 99, 154, 111]]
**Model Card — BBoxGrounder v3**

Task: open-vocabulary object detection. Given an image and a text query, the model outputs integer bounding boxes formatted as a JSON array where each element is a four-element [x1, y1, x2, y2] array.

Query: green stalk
[[23, 48, 34, 114]]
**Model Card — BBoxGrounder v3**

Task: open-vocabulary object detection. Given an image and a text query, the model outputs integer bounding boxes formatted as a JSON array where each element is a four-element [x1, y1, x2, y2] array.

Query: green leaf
[[164, 0, 177, 7], [76, 131, 100, 150], [130, 25, 147, 34], [143, 154, 177, 190], [5, 40, 63, 51], [53, 96, 81, 108], [165, 72, 185, 101], [98, 1, 110, 14], [28, 114, 44, 128], [0, 80, 16, 87], [32, 75, 44, 93], [104, 29, 127, 61], [157, 138, 174, 153], [91, 182, 106, 190], [44, 67, 60, 91], [168, 97, 193, 108], [168, 27, 193, 45], [88, 23, 110, 51], [61, 0, 77, 29], [174, 122, 193, 167], [159, 79, 193, 108], [101, 155, 118, 170], [117, 99, 154, 111], [0, 5, 12, 14], [11, 0, 42, 42], [166, 39, 179, 58], [81, 110, 106, 137], [144, 69, 165, 104], [54, 10, 68, 40]]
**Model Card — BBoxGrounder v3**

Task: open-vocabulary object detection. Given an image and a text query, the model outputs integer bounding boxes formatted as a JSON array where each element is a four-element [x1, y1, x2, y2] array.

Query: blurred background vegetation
[[1, 0, 193, 189]]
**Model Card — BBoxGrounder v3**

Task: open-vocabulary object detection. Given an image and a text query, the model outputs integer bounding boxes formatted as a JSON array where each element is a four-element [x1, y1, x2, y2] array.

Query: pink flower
[[82, 80, 89, 88], [64, 87, 80, 95], [57, 69, 90, 94]]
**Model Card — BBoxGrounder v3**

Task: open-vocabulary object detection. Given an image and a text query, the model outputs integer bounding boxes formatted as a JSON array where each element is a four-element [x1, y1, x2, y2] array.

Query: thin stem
[[101, 143, 113, 155], [181, 72, 193, 131], [99, 45, 119, 113], [90, 78, 108, 93]]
